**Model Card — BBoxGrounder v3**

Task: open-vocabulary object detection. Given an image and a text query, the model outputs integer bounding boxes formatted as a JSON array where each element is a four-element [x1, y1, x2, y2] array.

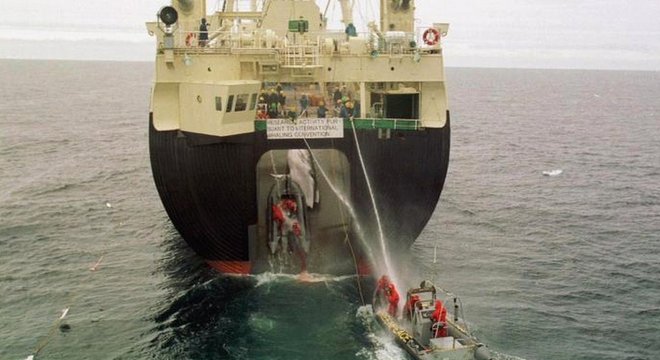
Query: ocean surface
[[1, 59, 659, 360]]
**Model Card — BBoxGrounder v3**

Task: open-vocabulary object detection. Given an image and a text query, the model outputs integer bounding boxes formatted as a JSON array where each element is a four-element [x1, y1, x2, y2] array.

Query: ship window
[[235, 94, 249, 111], [227, 95, 234, 112], [249, 93, 257, 111], [215, 96, 223, 111]]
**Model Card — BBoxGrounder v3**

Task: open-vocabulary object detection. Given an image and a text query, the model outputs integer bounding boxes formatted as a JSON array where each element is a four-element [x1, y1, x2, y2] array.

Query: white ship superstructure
[[147, 0, 452, 275]]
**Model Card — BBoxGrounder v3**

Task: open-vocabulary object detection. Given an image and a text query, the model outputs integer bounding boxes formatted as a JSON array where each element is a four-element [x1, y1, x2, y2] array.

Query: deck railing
[[254, 118, 422, 131], [160, 26, 442, 58]]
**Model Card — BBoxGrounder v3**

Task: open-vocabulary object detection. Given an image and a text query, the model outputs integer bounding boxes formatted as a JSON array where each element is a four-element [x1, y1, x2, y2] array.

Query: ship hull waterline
[[149, 114, 450, 275]]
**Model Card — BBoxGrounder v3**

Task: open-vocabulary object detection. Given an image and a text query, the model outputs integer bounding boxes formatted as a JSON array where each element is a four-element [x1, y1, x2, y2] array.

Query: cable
[[27, 255, 104, 358], [26, 201, 117, 358], [349, 118, 391, 273], [303, 138, 366, 305]]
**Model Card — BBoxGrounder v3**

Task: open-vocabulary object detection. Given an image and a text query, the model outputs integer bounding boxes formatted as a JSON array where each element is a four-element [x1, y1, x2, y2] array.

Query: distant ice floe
[[542, 169, 563, 177], [59, 307, 70, 320]]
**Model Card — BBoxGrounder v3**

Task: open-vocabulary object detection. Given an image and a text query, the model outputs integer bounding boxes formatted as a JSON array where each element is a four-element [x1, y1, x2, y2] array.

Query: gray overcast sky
[[0, 0, 659, 70]]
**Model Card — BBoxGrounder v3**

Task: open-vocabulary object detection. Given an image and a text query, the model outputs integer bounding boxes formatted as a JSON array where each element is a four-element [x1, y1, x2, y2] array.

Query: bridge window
[[235, 94, 249, 111], [249, 93, 257, 111], [227, 95, 234, 112], [215, 96, 223, 111]]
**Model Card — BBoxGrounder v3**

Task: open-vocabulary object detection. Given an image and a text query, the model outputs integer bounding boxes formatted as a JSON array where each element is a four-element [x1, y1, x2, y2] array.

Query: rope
[[349, 118, 390, 272], [323, 0, 332, 20], [329, 140, 366, 306], [27, 201, 117, 358], [302, 138, 366, 306], [269, 150, 279, 175], [28, 255, 104, 358]]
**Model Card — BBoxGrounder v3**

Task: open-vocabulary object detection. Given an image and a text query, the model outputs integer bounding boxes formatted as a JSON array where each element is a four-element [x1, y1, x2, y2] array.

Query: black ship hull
[[149, 114, 450, 274]]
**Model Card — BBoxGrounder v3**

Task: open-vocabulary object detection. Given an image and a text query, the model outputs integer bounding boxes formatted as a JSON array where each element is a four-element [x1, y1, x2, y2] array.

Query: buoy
[[423, 28, 440, 46]]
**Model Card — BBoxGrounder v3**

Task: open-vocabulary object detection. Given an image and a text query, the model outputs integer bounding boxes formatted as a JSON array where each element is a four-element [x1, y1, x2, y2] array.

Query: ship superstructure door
[[369, 82, 420, 120], [384, 94, 419, 120]]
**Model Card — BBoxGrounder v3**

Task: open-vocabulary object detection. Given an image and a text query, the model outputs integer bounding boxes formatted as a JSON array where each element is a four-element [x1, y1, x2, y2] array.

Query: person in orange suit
[[404, 294, 421, 321], [386, 283, 400, 317], [374, 275, 390, 309], [431, 300, 448, 337]]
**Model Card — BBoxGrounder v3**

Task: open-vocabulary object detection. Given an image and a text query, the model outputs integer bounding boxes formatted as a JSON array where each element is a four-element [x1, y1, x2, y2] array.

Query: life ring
[[185, 32, 196, 47], [423, 28, 440, 46]]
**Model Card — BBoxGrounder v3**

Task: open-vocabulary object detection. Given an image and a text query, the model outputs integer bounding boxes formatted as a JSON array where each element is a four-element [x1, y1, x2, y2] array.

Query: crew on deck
[[431, 299, 448, 337], [198, 18, 209, 47], [375, 275, 401, 317], [386, 283, 400, 317], [404, 294, 421, 321]]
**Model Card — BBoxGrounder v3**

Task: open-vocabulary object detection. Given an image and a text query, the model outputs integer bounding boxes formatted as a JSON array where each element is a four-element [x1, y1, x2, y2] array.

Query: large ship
[[147, 0, 450, 275]]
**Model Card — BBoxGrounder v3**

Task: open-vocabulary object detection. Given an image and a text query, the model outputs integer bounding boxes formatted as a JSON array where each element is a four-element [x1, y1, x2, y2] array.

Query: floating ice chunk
[[105, 202, 112, 208], [59, 307, 69, 320], [90, 256, 104, 271], [542, 169, 563, 177]]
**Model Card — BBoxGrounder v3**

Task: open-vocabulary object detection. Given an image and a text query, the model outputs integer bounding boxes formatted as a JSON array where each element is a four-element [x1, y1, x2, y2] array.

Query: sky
[[0, 0, 659, 70]]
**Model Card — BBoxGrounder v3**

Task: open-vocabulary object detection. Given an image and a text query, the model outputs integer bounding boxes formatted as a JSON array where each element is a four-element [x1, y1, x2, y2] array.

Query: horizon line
[[1, 56, 658, 73]]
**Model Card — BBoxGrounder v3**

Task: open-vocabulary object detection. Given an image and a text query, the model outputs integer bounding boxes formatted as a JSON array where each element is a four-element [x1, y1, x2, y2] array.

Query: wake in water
[[147, 270, 420, 360], [354, 305, 408, 360], [251, 272, 356, 287]]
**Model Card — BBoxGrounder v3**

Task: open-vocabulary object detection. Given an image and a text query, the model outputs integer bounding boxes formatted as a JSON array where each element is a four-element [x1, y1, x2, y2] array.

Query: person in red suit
[[271, 199, 305, 270], [386, 283, 400, 317], [431, 300, 448, 337], [404, 294, 421, 321], [374, 275, 390, 309]]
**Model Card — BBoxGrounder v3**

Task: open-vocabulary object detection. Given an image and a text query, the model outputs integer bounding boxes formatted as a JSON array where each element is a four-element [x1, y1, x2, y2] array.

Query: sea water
[[1, 60, 659, 359]]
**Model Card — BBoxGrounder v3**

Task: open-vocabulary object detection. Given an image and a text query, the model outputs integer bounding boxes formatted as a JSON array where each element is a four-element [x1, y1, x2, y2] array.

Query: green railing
[[254, 118, 422, 132], [350, 118, 421, 130]]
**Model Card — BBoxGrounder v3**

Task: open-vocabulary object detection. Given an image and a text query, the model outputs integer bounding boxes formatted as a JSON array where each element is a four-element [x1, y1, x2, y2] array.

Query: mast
[[380, 0, 415, 32], [173, 0, 207, 19], [171, 0, 207, 29], [224, 0, 236, 12], [337, 0, 354, 28]]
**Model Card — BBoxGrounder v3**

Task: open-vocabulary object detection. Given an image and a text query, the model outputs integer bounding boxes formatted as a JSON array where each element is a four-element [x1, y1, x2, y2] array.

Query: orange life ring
[[185, 32, 196, 47], [423, 28, 440, 46]]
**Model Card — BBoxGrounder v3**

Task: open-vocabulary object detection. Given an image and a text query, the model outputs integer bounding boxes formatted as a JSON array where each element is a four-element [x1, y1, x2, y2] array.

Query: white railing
[[280, 44, 320, 67], [161, 25, 443, 57]]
